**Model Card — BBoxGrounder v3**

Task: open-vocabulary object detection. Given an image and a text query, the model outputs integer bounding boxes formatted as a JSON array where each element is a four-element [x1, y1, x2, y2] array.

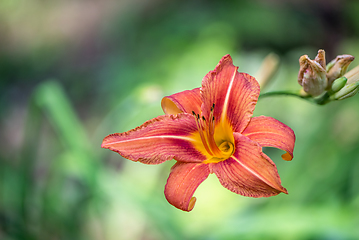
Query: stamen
[[192, 104, 232, 159], [206, 104, 222, 156], [208, 110, 214, 136], [192, 110, 213, 156]]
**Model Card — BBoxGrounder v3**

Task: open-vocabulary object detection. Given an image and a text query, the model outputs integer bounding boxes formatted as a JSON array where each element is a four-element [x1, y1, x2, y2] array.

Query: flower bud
[[344, 65, 359, 85], [330, 76, 347, 93], [298, 49, 327, 96], [255, 53, 280, 89], [326, 54, 354, 87], [330, 81, 359, 100]]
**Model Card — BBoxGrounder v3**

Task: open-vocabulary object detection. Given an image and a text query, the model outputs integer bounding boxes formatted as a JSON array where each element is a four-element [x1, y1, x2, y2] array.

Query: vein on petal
[[221, 67, 238, 124], [102, 135, 197, 147], [231, 155, 282, 193]]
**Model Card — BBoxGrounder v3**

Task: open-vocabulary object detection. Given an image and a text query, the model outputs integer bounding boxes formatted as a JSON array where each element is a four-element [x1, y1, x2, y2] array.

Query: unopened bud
[[330, 81, 359, 100], [298, 50, 327, 96], [255, 53, 280, 89], [314, 49, 326, 68], [326, 54, 354, 87], [344, 65, 359, 85], [330, 76, 347, 93]]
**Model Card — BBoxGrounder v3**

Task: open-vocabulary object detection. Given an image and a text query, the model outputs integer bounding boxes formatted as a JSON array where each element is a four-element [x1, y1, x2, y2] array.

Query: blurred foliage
[[1, 0, 359, 239]]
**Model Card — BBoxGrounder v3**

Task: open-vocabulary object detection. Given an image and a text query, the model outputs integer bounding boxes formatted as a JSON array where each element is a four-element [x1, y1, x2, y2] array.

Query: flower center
[[192, 104, 235, 163]]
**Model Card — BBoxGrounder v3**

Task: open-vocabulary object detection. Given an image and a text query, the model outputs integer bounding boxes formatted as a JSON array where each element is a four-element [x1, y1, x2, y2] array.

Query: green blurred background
[[1, 0, 359, 239]]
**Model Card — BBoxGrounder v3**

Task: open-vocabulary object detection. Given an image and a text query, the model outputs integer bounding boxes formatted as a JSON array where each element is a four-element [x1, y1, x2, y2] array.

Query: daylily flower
[[102, 54, 295, 212]]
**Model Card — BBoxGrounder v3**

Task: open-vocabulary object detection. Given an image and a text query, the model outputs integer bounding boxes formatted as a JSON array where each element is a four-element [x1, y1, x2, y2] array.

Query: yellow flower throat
[[192, 104, 235, 163]]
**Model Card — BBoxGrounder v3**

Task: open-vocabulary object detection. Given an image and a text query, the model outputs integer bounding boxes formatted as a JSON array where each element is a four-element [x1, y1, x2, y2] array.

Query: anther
[[210, 103, 215, 111], [202, 116, 206, 121]]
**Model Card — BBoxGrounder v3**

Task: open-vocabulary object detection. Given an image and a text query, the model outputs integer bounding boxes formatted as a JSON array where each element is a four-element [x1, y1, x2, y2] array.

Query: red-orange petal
[[242, 116, 295, 161], [101, 114, 206, 164], [211, 133, 287, 197], [165, 162, 210, 211], [201, 54, 260, 133], [161, 88, 202, 115]]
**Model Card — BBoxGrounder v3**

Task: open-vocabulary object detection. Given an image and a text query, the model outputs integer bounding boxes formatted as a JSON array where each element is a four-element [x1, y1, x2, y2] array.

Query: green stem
[[313, 92, 330, 105], [259, 90, 312, 102], [259, 90, 331, 105]]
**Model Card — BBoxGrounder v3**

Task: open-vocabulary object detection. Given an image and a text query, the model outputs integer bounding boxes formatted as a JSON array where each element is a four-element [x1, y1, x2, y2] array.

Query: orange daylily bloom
[[102, 54, 295, 212]]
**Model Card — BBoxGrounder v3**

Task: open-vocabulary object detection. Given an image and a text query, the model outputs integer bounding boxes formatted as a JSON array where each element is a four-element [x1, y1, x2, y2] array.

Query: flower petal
[[201, 54, 260, 133], [242, 116, 295, 161], [165, 162, 210, 211], [101, 114, 206, 164], [161, 88, 202, 115], [212, 133, 287, 197]]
